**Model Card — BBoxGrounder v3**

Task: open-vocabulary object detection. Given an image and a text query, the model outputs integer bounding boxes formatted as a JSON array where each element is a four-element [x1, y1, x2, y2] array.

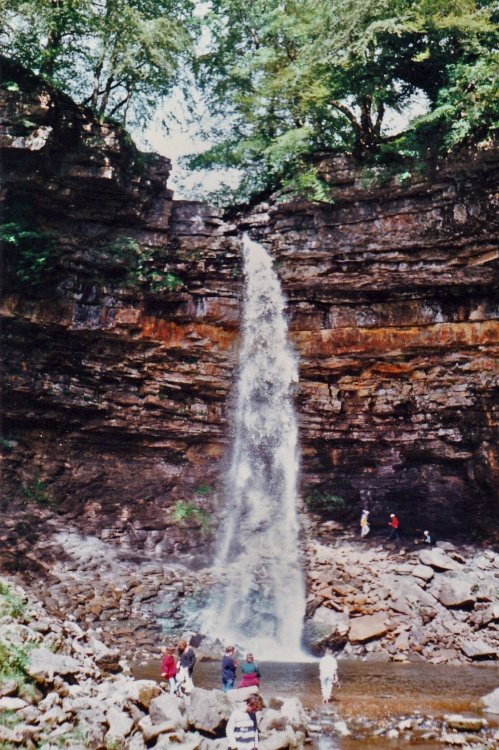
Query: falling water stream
[[202, 234, 306, 659]]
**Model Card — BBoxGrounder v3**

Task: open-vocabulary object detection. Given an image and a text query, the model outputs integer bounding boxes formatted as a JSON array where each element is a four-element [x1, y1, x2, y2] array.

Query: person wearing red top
[[388, 513, 400, 541], [161, 647, 177, 693]]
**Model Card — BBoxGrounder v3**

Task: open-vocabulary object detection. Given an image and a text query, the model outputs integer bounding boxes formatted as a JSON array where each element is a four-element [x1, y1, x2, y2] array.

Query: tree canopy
[[0, 0, 195, 125], [189, 0, 498, 202], [0, 0, 497, 202]]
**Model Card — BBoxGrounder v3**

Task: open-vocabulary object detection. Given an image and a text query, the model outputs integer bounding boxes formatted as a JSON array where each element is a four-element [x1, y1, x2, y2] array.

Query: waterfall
[[202, 234, 306, 660]]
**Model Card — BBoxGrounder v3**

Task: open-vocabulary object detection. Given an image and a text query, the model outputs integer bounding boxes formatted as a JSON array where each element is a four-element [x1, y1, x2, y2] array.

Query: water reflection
[[134, 657, 499, 718]]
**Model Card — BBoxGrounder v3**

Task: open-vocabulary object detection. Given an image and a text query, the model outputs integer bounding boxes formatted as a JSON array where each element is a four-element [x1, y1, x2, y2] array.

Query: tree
[[190, 0, 498, 203], [0, 0, 195, 125]]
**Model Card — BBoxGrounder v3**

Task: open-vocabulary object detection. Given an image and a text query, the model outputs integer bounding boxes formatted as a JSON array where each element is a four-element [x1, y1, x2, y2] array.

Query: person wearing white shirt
[[319, 647, 339, 704]]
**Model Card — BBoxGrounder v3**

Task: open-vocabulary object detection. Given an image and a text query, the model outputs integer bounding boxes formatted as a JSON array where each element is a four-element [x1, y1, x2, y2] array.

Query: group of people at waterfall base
[[360, 509, 432, 545], [160, 640, 340, 749]]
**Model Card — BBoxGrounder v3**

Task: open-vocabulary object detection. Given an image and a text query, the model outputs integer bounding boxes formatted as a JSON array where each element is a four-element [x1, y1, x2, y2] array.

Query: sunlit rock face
[[1, 58, 498, 556]]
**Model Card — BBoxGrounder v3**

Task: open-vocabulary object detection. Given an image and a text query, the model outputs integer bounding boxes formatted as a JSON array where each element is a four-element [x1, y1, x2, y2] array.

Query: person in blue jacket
[[221, 645, 238, 692]]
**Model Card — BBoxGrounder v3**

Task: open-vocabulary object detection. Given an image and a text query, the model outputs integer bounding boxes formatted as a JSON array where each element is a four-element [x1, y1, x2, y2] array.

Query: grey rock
[[27, 647, 80, 682], [437, 580, 476, 608], [444, 714, 486, 731], [460, 639, 497, 659], [480, 687, 499, 714], [419, 549, 460, 571], [187, 688, 232, 735], [149, 692, 187, 729], [105, 705, 134, 741]]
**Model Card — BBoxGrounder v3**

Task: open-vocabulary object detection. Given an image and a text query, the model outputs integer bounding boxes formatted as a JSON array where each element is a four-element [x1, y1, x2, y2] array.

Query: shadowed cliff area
[[1, 55, 498, 578]]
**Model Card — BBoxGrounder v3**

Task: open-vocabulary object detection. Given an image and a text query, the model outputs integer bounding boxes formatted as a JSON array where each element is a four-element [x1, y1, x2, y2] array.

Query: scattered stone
[[460, 639, 497, 659], [419, 549, 460, 571], [479, 687, 499, 714], [437, 580, 476, 608], [444, 714, 486, 731], [349, 613, 389, 643], [27, 647, 81, 681], [186, 688, 231, 735], [411, 564, 434, 581]]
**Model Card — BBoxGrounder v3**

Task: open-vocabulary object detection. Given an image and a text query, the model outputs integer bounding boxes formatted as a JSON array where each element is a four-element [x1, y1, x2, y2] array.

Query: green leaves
[[190, 0, 498, 205], [0, 220, 57, 287], [1, 0, 195, 125]]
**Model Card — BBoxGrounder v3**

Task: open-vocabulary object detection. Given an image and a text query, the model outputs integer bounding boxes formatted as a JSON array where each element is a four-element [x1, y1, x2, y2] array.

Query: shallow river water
[[133, 659, 499, 749]]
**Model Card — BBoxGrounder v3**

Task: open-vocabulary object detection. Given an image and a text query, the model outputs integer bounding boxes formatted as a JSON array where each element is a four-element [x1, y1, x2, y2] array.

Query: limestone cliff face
[[1, 59, 498, 558]]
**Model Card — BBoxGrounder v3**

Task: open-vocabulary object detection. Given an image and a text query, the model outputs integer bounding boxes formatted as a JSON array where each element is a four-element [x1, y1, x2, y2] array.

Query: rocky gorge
[[0, 57, 499, 672]]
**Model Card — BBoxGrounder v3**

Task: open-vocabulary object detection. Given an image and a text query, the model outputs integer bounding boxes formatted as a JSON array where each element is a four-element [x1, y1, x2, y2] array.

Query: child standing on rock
[[160, 646, 177, 693]]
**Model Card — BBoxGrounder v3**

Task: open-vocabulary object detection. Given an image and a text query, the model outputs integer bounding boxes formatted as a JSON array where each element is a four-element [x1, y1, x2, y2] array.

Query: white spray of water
[[203, 234, 306, 660]]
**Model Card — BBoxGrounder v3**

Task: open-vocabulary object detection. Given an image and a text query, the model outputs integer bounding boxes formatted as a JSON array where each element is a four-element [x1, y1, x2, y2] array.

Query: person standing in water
[[238, 653, 261, 688], [319, 647, 339, 704], [222, 645, 238, 692]]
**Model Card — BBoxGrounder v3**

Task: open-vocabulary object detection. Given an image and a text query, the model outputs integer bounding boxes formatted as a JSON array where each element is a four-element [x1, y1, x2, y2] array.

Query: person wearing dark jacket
[[222, 645, 238, 692], [175, 640, 196, 695]]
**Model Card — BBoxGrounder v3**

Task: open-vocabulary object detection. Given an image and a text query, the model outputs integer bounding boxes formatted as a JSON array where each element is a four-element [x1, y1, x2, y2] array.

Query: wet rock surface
[[0, 60, 498, 550]]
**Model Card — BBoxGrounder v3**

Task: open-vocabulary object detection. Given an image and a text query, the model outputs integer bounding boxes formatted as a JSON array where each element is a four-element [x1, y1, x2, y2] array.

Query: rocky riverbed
[[305, 522, 499, 664], [1, 504, 498, 665], [1, 577, 499, 750]]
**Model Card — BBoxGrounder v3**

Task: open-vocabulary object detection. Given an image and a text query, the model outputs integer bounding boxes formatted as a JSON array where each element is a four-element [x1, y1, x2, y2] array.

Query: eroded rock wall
[[1, 59, 498, 561], [243, 156, 499, 535]]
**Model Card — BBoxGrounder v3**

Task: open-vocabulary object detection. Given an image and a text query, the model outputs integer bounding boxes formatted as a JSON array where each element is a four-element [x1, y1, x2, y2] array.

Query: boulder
[[138, 715, 179, 742], [149, 693, 187, 729], [105, 706, 134, 742], [187, 688, 232, 735], [0, 696, 28, 711], [480, 687, 499, 714], [437, 580, 475, 608], [156, 733, 203, 750], [278, 697, 309, 732], [460, 639, 497, 659], [444, 714, 486, 731], [27, 647, 80, 682], [310, 607, 349, 638], [260, 728, 299, 750], [349, 613, 389, 643], [411, 565, 434, 581], [259, 709, 288, 733], [419, 549, 460, 571], [125, 679, 163, 709]]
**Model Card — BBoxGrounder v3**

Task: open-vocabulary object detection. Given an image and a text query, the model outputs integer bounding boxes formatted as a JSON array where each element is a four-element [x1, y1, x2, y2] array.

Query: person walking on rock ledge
[[319, 647, 339, 704], [387, 513, 400, 541], [360, 509, 370, 538]]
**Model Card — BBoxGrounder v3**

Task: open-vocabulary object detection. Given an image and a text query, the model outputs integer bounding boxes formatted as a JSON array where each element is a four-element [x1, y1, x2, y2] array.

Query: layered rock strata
[[1, 58, 498, 575]]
